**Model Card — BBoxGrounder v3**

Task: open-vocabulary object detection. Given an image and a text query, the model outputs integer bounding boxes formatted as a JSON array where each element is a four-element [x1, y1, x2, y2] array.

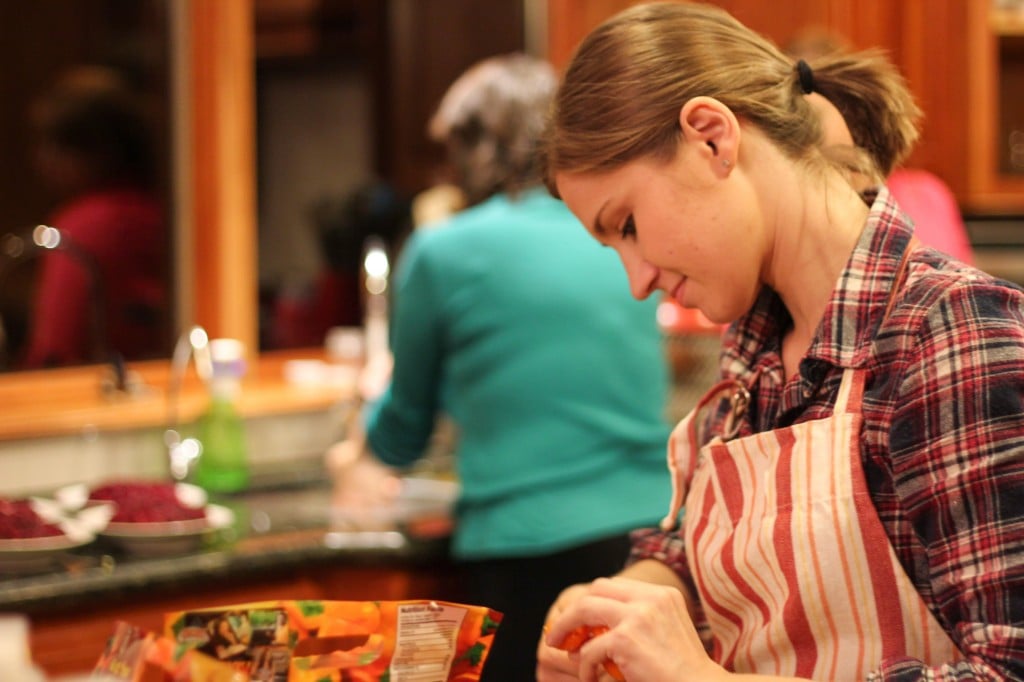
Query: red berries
[[90, 481, 205, 523], [0, 499, 63, 539]]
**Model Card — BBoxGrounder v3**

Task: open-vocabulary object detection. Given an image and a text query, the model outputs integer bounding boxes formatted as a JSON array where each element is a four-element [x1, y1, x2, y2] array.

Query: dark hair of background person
[[263, 182, 413, 350], [311, 182, 412, 274], [428, 53, 557, 207], [30, 65, 157, 193]]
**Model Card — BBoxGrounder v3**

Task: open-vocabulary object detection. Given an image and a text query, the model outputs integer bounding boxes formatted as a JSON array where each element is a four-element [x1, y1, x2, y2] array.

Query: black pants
[[453, 534, 633, 682]]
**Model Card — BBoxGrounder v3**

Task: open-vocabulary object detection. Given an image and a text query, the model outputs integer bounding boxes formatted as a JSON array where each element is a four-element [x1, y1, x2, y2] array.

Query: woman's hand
[[537, 583, 595, 681], [543, 577, 725, 682], [325, 438, 400, 511], [359, 351, 393, 402]]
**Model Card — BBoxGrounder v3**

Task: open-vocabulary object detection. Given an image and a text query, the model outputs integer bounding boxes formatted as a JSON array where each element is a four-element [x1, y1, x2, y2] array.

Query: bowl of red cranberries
[[58, 480, 234, 556], [0, 498, 92, 572]]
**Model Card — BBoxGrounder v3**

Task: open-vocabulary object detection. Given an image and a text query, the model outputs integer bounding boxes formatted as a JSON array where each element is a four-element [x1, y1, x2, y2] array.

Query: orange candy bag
[[95, 599, 503, 681], [164, 599, 503, 681]]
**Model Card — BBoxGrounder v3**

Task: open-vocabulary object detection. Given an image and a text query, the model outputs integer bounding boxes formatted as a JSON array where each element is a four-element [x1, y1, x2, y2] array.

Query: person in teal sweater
[[330, 53, 671, 681]]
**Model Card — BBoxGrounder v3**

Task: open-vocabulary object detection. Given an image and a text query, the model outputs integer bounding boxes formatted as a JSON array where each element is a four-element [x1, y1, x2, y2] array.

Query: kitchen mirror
[[0, 0, 534, 376], [0, 0, 174, 372]]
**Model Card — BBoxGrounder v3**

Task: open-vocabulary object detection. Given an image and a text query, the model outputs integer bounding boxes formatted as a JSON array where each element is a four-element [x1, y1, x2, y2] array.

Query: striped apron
[[660, 367, 963, 679]]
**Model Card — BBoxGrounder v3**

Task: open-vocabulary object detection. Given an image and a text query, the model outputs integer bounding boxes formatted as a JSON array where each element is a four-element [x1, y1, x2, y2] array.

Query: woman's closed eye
[[620, 214, 637, 239]]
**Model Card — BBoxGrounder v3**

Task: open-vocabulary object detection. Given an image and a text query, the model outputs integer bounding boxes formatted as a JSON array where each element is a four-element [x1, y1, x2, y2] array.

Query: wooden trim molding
[[186, 0, 258, 349]]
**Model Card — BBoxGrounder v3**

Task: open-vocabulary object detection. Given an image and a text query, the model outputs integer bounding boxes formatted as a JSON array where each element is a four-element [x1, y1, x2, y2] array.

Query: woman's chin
[[697, 302, 737, 327]]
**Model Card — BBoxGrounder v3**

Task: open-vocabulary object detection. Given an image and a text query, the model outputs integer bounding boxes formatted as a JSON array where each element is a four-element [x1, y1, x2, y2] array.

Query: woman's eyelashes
[[620, 214, 637, 239]]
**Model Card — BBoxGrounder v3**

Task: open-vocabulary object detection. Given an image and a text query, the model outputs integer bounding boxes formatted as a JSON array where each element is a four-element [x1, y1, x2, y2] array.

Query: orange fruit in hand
[[555, 624, 625, 681], [558, 625, 592, 652], [602, 658, 625, 680]]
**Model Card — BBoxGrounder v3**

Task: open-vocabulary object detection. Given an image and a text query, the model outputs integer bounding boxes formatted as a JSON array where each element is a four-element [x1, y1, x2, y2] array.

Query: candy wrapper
[[95, 599, 503, 681], [93, 620, 245, 681]]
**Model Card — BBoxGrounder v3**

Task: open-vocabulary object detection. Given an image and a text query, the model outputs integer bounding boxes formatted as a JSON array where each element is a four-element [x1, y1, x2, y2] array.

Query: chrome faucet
[[362, 235, 390, 367], [165, 324, 212, 480]]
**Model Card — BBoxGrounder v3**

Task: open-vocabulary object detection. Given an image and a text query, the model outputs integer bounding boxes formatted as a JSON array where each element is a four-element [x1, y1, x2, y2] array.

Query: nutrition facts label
[[390, 602, 467, 681]]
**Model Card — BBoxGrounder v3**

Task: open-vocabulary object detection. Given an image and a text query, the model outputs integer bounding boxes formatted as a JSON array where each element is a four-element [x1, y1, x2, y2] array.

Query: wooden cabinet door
[[381, 0, 525, 194]]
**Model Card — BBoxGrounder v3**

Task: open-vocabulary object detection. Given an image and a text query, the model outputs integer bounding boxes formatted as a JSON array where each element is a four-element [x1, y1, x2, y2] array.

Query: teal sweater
[[366, 190, 671, 560]]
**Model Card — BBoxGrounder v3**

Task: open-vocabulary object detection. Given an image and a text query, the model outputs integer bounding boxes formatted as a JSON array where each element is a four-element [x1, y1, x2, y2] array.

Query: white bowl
[[0, 534, 90, 574], [100, 504, 234, 557]]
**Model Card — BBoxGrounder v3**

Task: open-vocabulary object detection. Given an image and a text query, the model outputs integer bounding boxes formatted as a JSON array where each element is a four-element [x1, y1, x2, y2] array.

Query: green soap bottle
[[194, 338, 250, 493]]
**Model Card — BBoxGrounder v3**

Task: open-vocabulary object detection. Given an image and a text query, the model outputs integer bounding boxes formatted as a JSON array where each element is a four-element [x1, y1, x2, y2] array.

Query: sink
[[223, 475, 457, 540]]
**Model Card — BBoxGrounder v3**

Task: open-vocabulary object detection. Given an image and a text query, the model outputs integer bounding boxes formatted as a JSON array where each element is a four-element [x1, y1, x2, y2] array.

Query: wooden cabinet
[[546, 0, 1024, 215], [968, 4, 1024, 212]]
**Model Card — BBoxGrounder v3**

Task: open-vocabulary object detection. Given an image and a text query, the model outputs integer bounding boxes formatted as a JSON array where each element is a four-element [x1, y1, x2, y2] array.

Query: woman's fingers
[[544, 577, 651, 646], [536, 641, 582, 681], [539, 581, 615, 681], [542, 577, 721, 682]]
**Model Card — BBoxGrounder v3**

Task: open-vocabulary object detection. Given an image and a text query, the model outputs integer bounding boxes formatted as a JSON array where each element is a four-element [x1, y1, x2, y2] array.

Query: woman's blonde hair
[[430, 53, 556, 206], [544, 1, 920, 191]]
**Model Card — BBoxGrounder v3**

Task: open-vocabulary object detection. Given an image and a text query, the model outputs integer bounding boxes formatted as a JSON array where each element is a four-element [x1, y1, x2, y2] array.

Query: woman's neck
[[759, 163, 870, 376]]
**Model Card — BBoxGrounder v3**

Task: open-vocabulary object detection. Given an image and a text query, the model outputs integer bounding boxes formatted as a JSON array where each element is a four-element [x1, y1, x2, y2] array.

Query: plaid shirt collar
[[722, 186, 916, 386]]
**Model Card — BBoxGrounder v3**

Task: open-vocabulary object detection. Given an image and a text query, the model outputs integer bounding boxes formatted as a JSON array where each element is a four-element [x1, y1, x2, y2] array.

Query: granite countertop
[[0, 472, 453, 614]]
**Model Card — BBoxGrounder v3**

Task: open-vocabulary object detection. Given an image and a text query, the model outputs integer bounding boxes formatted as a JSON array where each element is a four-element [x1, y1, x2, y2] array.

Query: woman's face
[[555, 142, 765, 325]]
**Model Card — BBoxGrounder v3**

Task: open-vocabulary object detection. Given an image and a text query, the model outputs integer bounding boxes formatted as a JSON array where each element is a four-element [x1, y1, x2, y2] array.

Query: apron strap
[[664, 236, 922, 528], [660, 377, 751, 531]]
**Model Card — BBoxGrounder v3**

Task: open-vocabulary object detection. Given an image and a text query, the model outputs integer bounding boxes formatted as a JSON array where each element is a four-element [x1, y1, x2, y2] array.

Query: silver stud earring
[[722, 159, 732, 168]]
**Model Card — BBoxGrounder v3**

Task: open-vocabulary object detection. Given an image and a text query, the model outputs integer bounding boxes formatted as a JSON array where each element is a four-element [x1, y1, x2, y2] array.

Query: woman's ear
[[678, 97, 739, 174]]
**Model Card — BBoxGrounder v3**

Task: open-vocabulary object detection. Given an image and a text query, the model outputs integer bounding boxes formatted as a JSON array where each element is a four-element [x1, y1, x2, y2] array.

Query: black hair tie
[[796, 59, 816, 95]]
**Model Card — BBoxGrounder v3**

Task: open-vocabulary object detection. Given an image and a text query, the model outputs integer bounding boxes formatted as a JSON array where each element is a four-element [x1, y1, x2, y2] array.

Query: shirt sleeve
[[878, 278, 1024, 681], [364, 232, 446, 468], [627, 527, 712, 650]]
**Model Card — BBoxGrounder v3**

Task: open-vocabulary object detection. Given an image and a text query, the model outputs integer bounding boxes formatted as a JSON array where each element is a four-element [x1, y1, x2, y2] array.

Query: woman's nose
[[621, 254, 658, 301]]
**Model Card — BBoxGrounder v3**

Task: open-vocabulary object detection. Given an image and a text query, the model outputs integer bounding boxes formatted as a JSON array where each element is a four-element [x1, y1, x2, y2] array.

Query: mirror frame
[[175, 0, 257, 350]]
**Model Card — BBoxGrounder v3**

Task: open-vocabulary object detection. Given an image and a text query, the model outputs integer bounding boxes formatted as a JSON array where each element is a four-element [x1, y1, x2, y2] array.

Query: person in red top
[[23, 66, 167, 369]]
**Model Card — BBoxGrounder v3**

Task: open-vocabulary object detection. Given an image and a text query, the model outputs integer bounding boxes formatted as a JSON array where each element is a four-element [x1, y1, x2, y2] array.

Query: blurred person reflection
[[268, 182, 412, 350], [22, 65, 167, 369], [327, 53, 672, 682]]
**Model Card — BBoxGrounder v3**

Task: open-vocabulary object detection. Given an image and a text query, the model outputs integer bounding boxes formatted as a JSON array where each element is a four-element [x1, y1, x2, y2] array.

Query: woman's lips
[[670, 279, 687, 305]]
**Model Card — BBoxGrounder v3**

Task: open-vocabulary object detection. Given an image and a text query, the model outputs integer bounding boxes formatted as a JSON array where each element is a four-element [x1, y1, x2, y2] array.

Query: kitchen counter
[[0, 484, 450, 614], [0, 348, 352, 443], [0, 348, 358, 498], [4, 472, 457, 677]]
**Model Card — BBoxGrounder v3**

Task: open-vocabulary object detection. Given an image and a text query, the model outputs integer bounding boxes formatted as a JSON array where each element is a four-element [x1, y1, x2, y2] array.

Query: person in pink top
[[887, 167, 973, 264]]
